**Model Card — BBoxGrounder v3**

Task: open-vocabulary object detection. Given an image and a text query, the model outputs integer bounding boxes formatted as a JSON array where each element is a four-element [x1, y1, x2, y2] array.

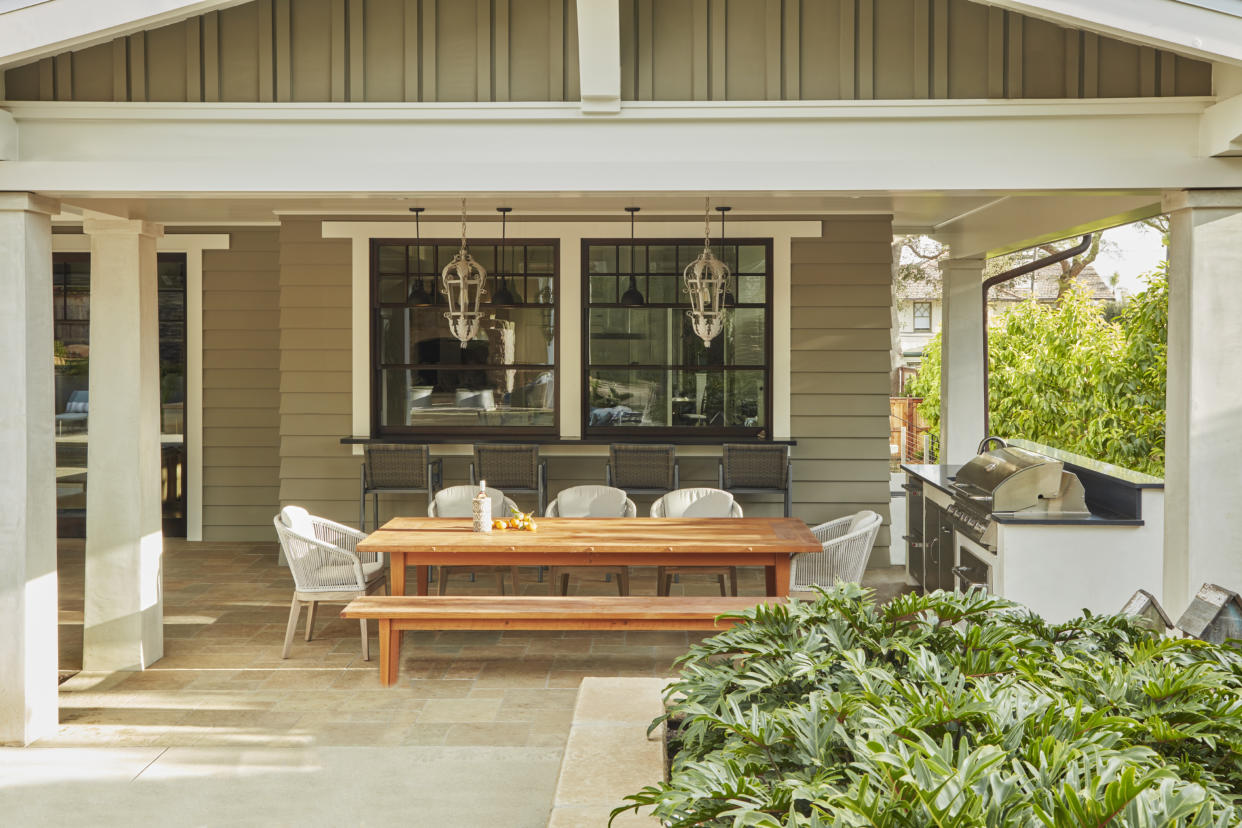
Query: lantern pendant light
[[619, 206, 646, 306], [441, 199, 489, 346], [683, 198, 732, 346]]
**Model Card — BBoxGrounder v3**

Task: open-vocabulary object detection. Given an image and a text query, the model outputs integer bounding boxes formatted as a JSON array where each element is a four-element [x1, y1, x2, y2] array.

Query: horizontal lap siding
[[201, 229, 281, 541], [278, 218, 360, 525], [791, 217, 894, 565]]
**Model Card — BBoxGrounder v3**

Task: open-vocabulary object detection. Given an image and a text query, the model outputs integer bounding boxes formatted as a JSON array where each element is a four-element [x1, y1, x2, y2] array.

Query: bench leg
[[359, 618, 369, 661], [379, 619, 401, 687]]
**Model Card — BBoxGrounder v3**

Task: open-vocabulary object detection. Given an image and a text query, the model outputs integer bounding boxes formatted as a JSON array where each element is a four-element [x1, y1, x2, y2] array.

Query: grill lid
[[953, 445, 1068, 512]]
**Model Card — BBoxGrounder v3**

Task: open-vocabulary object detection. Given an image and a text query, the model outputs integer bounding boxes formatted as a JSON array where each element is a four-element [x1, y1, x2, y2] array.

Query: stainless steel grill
[[946, 442, 1088, 547]]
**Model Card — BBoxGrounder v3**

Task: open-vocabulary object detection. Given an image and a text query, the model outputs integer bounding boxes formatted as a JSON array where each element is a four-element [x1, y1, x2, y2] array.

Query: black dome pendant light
[[406, 206, 435, 305], [716, 205, 737, 308], [492, 206, 520, 305], [619, 206, 646, 306]]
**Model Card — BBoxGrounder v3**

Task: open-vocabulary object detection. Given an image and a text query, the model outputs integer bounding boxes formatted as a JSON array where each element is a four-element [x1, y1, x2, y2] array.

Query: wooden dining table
[[357, 517, 821, 597]]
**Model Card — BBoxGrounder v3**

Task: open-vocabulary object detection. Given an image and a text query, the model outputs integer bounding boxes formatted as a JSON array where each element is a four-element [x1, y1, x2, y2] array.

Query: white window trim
[[51, 232, 230, 542], [322, 219, 821, 452]]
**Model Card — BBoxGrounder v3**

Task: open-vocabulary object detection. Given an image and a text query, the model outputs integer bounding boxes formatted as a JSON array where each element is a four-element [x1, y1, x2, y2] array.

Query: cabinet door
[[925, 507, 942, 592], [904, 475, 924, 588], [938, 518, 955, 595]]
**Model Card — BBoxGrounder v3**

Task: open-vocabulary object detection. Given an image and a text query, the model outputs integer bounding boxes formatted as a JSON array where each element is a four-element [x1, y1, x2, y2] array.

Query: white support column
[[82, 217, 165, 672], [0, 193, 59, 746], [1162, 189, 1242, 617], [939, 257, 986, 465]]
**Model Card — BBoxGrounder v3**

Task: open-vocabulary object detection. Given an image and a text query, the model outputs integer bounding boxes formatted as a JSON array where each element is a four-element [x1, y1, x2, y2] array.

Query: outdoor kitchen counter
[[903, 439, 1163, 526]]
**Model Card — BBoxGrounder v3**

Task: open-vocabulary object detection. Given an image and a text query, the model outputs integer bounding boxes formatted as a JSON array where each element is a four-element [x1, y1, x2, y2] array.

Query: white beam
[[1201, 93, 1242, 157], [575, 0, 621, 114], [939, 258, 986, 465], [973, 0, 1242, 67], [4, 99, 1241, 195], [0, 0, 252, 69], [0, 192, 59, 746], [81, 216, 165, 672], [934, 194, 1162, 259], [1162, 188, 1242, 617]]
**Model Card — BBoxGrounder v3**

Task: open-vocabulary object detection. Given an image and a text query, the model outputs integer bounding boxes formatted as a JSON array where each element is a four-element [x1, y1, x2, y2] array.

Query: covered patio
[[3, 0, 1242, 779]]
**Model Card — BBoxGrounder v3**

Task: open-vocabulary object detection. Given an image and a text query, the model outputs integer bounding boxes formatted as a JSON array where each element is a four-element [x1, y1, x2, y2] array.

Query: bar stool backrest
[[473, 444, 540, 490], [608, 444, 677, 490], [721, 444, 789, 489], [365, 444, 431, 488]]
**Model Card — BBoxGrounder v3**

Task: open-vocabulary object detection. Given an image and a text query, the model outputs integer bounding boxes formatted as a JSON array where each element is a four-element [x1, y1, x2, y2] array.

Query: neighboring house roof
[[897, 263, 1116, 304], [990, 264, 1116, 303]]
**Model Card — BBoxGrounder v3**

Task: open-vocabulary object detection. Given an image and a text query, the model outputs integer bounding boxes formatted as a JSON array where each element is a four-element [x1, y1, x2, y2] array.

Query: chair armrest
[[673, 460, 680, 490], [468, 462, 477, 485], [280, 532, 369, 589], [809, 515, 853, 544], [429, 458, 444, 491], [718, 460, 725, 489], [605, 463, 613, 487], [312, 517, 381, 565]]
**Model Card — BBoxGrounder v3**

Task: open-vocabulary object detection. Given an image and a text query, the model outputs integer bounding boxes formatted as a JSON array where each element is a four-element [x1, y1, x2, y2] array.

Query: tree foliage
[[905, 268, 1167, 476], [615, 586, 1242, 827]]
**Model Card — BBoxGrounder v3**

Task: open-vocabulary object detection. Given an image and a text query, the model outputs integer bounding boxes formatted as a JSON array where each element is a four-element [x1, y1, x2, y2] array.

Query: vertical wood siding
[[4, 0, 1211, 102], [3, 0, 581, 103], [790, 217, 895, 567], [201, 230, 282, 541]]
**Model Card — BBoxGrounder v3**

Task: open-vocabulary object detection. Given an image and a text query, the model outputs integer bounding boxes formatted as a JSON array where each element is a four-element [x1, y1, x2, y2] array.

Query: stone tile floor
[[15, 539, 910, 826]]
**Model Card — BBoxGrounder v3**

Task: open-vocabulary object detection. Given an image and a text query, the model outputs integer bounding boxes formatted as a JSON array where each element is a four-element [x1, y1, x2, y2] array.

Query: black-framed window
[[913, 301, 931, 331], [371, 239, 558, 436], [583, 239, 771, 437]]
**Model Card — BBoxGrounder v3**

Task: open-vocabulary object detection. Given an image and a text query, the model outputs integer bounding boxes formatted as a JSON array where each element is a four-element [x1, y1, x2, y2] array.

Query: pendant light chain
[[459, 198, 468, 249]]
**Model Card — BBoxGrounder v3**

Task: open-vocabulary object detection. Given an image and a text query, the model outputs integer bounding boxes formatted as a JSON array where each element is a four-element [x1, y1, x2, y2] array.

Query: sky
[[1092, 220, 1168, 296]]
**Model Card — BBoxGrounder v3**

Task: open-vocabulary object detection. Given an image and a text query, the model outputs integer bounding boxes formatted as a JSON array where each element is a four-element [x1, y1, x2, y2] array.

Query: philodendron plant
[[614, 585, 1242, 827]]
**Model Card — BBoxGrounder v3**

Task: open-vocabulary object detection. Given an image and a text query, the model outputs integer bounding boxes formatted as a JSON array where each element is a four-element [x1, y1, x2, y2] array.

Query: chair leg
[[359, 618, 370, 661], [304, 601, 318, 641], [559, 572, 571, 596], [282, 595, 301, 659], [716, 573, 727, 597], [372, 494, 380, 532], [728, 567, 739, 597], [615, 568, 625, 596]]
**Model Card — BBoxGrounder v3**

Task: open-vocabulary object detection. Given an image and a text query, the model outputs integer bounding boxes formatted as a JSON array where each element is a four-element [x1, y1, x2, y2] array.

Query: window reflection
[[372, 241, 558, 434]]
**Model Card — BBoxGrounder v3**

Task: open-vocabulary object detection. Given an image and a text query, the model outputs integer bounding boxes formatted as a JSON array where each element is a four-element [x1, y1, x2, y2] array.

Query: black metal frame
[[369, 237, 560, 439], [580, 238, 774, 440]]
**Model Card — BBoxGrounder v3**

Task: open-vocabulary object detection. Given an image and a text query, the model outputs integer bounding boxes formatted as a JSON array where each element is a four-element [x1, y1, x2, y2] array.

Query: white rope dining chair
[[545, 485, 637, 595], [430, 485, 522, 595], [651, 488, 743, 596], [274, 505, 386, 660], [794, 510, 883, 592]]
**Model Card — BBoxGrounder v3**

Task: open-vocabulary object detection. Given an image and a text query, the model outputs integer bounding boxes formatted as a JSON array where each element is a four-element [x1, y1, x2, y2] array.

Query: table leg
[[390, 552, 406, 596], [769, 556, 792, 597], [416, 565, 429, 596]]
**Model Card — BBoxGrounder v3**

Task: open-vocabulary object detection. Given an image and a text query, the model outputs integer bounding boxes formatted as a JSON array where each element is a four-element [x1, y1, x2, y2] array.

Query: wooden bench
[[341, 595, 781, 687]]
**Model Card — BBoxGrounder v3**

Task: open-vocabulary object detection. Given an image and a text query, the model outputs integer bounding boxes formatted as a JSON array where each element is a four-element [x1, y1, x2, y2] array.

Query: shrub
[[615, 586, 1242, 827]]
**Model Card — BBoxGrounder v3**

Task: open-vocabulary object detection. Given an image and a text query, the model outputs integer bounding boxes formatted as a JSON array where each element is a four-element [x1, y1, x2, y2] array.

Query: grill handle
[[952, 565, 987, 588]]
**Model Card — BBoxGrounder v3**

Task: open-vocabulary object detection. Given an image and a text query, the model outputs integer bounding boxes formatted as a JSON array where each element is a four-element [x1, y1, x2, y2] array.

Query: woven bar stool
[[469, 443, 547, 515], [359, 444, 442, 531], [605, 444, 679, 496], [719, 443, 793, 518]]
